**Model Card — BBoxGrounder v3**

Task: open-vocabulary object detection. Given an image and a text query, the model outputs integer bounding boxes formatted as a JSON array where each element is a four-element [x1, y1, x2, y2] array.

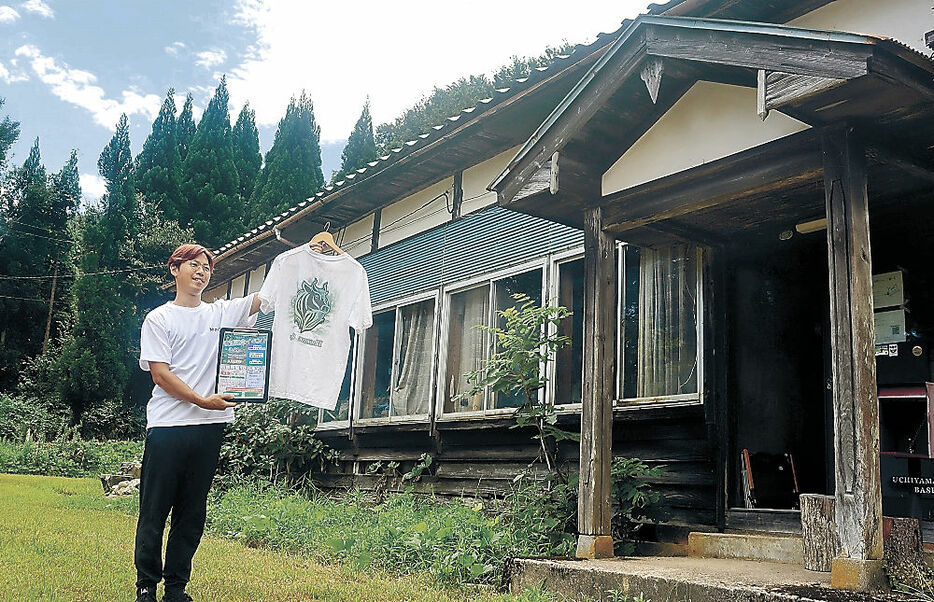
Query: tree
[[176, 93, 196, 163], [491, 42, 574, 88], [0, 98, 20, 174], [249, 91, 322, 226], [330, 99, 378, 184], [0, 140, 76, 389], [57, 115, 137, 422], [136, 89, 183, 221], [180, 77, 242, 247], [232, 102, 262, 203]]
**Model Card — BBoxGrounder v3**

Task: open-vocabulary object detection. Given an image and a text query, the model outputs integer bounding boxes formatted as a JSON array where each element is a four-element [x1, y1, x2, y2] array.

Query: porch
[[491, 14, 934, 592]]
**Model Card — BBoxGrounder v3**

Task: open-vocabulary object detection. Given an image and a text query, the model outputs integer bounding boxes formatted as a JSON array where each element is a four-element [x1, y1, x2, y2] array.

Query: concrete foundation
[[576, 535, 614, 559], [830, 557, 887, 592], [508, 556, 908, 601]]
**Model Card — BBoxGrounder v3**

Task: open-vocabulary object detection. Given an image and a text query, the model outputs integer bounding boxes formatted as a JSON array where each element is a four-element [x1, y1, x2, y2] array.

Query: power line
[[0, 293, 47, 303], [2, 227, 73, 245], [0, 264, 164, 281], [5, 217, 73, 238]]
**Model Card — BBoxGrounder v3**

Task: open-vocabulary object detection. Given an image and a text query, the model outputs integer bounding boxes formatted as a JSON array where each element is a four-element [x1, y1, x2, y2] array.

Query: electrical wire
[[0, 264, 164, 281], [0, 293, 48, 303]]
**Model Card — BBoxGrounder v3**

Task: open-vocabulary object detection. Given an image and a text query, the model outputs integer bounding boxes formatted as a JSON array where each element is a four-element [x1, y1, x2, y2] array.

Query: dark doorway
[[727, 230, 831, 510]]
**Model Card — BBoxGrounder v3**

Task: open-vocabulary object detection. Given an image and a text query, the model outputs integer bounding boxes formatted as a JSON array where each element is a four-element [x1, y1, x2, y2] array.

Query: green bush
[[207, 481, 580, 586], [216, 400, 337, 489], [0, 436, 143, 477], [0, 393, 69, 442]]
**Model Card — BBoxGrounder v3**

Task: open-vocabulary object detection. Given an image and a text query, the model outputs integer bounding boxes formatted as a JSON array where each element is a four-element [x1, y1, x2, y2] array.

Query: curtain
[[393, 300, 434, 416], [448, 286, 489, 412], [637, 245, 699, 397]]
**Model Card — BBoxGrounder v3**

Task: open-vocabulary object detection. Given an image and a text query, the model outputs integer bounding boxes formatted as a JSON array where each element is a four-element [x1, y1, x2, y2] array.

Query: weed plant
[[0, 436, 142, 477]]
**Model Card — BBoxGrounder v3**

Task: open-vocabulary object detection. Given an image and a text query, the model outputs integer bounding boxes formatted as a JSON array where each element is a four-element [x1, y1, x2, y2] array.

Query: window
[[358, 297, 437, 421], [443, 267, 544, 415], [618, 244, 701, 402], [319, 331, 355, 425], [555, 257, 584, 405]]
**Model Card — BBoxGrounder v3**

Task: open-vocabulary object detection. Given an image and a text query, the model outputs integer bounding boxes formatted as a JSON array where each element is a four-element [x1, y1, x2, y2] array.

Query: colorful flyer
[[215, 328, 272, 402]]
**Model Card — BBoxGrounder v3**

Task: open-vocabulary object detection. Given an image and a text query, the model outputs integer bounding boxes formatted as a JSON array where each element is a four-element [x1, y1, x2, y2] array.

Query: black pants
[[134, 423, 226, 593]]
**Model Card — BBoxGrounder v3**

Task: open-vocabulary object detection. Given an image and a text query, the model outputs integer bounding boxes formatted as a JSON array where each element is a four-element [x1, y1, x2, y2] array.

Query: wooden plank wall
[[314, 404, 715, 540]]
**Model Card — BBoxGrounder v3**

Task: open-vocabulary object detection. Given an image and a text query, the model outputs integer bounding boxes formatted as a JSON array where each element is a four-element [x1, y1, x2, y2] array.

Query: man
[[135, 243, 260, 602]]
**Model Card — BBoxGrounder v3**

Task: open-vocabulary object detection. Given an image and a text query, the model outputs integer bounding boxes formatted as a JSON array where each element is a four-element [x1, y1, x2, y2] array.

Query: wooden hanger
[[308, 222, 343, 255]]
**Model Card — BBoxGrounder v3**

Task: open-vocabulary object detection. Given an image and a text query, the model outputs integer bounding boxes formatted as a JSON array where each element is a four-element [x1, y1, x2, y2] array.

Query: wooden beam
[[497, 32, 648, 206], [821, 126, 882, 562], [644, 24, 871, 80], [641, 58, 664, 104], [370, 209, 381, 253], [451, 172, 463, 220], [578, 206, 616, 557], [763, 71, 846, 112], [603, 130, 823, 233], [866, 144, 934, 185]]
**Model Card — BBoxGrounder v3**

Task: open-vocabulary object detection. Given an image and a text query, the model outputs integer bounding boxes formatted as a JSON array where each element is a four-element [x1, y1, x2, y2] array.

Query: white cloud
[[14, 44, 161, 130], [0, 6, 19, 23], [226, 0, 642, 141], [165, 41, 185, 57], [0, 59, 28, 83], [195, 49, 227, 69], [79, 173, 107, 204], [20, 0, 52, 18]]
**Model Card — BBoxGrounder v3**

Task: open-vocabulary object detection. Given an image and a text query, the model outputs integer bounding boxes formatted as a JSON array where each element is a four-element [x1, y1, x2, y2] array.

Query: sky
[[0, 0, 651, 204]]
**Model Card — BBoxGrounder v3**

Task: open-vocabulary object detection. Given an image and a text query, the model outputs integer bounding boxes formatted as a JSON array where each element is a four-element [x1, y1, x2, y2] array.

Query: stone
[[119, 462, 142, 479], [830, 556, 887, 592], [576, 534, 614, 559], [99, 473, 135, 493]]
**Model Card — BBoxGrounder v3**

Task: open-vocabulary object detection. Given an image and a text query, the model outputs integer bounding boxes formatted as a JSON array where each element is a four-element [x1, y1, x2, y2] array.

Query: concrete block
[[688, 532, 803, 564], [577, 534, 614, 559], [830, 556, 887, 591]]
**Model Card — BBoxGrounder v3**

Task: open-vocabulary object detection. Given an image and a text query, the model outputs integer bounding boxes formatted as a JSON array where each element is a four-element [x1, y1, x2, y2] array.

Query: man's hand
[[199, 393, 238, 410]]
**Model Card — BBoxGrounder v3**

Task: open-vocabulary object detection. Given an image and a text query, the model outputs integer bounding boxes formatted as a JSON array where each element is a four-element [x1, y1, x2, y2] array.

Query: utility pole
[[42, 261, 58, 354]]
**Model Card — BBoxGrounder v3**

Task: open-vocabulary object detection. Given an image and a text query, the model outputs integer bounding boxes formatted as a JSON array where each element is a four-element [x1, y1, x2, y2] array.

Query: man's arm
[[249, 293, 261, 316], [149, 362, 236, 410]]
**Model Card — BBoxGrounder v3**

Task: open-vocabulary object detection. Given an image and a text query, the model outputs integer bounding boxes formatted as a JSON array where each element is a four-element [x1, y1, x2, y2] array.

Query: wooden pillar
[[821, 126, 884, 587], [577, 206, 616, 559]]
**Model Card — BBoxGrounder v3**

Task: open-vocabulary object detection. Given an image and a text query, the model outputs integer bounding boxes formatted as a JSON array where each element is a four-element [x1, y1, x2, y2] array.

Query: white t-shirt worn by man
[[139, 296, 256, 428], [259, 246, 373, 410]]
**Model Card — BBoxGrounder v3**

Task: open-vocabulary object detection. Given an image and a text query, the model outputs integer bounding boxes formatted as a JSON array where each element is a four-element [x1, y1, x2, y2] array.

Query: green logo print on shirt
[[291, 278, 332, 333]]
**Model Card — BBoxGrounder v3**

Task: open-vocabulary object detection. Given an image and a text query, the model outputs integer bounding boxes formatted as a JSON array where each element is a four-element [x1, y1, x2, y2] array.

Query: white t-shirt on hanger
[[139, 296, 256, 428], [259, 246, 373, 409]]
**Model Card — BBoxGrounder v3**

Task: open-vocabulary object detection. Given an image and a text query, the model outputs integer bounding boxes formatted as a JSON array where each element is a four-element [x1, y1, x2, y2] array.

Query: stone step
[[688, 532, 804, 564], [507, 557, 895, 602]]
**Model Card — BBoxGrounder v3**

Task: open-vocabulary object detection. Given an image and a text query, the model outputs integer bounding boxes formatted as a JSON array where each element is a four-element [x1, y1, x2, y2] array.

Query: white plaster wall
[[229, 274, 247, 299], [601, 82, 810, 195], [462, 146, 520, 216], [340, 213, 375, 258], [204, 285, 227, 303], [378, 177, 454, 248], [789, 0, 933, 54], [247, 265, 265, 295]]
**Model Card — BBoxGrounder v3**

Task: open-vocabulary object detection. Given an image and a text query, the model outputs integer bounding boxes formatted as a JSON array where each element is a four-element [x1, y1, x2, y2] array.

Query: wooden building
[[208, 0, 934, 588], [491, 0, 934, 587]]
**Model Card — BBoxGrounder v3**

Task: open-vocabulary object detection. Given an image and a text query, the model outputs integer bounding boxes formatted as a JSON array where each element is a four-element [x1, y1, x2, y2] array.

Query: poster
[[215, 328, 272, 402]]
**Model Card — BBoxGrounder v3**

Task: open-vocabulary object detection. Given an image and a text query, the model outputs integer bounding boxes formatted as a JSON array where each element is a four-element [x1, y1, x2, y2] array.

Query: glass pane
[[322, 331, 354, 423], [620, 245, 699, 399], [392, 299, 435, 417], [444, 285, 490, 413], [556, 259, 584, 405], [493, 269, 543, 409], [360, 311, 395, 418]]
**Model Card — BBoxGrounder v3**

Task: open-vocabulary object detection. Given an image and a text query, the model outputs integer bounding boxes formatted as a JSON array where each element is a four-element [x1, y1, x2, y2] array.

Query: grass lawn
[[0, 474, 546, 601]]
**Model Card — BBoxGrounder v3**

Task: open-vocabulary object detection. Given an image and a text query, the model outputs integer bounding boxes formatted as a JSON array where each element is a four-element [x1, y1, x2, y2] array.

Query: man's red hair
[[167, 244, 214, 273]]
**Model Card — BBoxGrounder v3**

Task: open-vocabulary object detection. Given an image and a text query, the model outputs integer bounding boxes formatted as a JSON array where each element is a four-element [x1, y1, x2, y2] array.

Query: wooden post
[[42, 261, 58, 354], [801, 493, 840, 572], [577, 206, 616, 559], [822, 126, 884, 589]]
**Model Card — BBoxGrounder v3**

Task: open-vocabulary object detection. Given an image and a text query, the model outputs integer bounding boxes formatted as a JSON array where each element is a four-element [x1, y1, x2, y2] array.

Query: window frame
[[614, 242, 705, 409], [314, 330, 359, 430], [354, 289, 440, 425], [546, 246, 586, 413], [436, 258, 548, 421]]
